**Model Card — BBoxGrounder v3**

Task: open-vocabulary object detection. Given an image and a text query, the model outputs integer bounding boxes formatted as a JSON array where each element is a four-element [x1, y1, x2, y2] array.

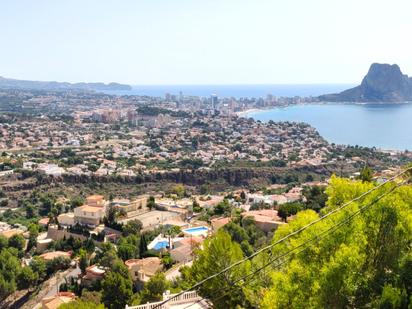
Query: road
[[29, 266, 81, 309]]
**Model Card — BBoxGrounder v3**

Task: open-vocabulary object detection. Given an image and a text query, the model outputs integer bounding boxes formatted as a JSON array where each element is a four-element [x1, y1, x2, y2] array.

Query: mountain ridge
[[319, 63, 412, 102], [0, 75, 132, 92]]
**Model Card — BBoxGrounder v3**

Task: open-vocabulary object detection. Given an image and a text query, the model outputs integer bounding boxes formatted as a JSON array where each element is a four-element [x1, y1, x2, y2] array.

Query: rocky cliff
[[319, 63, 412, 102]]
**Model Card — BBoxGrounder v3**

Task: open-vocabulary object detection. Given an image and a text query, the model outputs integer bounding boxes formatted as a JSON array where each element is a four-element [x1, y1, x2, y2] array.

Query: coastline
[[236, 101, 412, 117], [236, 102, 411, 152], [236, 108, 263, 117]]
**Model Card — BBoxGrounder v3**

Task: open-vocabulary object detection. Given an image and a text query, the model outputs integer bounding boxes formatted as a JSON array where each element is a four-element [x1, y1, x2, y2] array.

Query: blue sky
[[0, 0, 411, 84]]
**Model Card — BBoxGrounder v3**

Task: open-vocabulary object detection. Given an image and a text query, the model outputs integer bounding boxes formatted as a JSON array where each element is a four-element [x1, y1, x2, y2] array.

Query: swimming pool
[[183, 226, 209, 236], [152, 240, 169, 250]]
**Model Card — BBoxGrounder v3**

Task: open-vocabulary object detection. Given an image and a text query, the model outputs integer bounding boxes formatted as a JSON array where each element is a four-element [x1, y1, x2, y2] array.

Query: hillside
[[319, 63, 412, 102], [0, 76, 131, 92]]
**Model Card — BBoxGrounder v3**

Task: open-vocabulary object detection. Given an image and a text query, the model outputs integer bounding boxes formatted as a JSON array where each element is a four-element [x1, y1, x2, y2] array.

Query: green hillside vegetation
[[177, 176, 412, 308]]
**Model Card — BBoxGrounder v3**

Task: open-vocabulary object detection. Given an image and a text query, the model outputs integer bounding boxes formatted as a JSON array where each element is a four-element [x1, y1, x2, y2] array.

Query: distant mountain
[[0, 76, 132, 92], [319, 63, 412, 102]]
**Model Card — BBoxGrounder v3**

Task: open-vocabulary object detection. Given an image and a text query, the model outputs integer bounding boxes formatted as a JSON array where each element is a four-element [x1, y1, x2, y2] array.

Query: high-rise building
[[177, 91, 183, 109], [211, 94, 218, 111]]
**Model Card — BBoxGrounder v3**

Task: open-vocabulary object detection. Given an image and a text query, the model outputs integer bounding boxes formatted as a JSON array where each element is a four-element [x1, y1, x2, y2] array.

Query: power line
[[198, 179, 407, 307], [152, 168, 411, 309]]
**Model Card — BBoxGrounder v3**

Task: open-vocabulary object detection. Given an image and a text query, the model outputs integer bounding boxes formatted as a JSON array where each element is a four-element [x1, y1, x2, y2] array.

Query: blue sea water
[[102, 84, 354, 98], [102, 84, 411, 150], [247, 103, 412, 151]]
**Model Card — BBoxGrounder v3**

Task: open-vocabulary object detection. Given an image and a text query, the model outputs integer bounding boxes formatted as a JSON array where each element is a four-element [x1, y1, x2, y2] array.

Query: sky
[[0, 0, 411, 85]]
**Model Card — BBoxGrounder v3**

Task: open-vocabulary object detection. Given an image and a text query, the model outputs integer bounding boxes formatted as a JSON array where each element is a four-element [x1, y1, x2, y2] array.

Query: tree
[[25, 203, 36, 219], [122, 220, 143, 236], [17, 266, 38, 290], [188, 230, 251, 308], [277, 202, 303, 222], [192, 200, 202, 213], [30, 256, 46, 281], [80, 290, 102, 305], [27, 223, 39, 252], [213, 199, 232, 216], [359, 165, 374, 182], [261, 176, 412, 308], [8, 234, 25, 252], [117, 240, 138, 261], [97, 243, 118, 268], [0, 248, 21, 300], [103, 206, 122, 230], [378, 285, 406, 309], [303, 186, 328, 212], [0, 235, 8, 251], [59, 300, 105, 309], [171, 184, 185, 198], [161, 253, 173, 269], [84, 238, 95, 254], [70, 196, 84, 209], [118, 235, 139, 261], [139, 234, 148, 257], [139, 272, 169, 303], [223, 222, 249, 244], [147, 196, 156, 210], [101, 271, 133, 309], [79, 249, 89, 275]]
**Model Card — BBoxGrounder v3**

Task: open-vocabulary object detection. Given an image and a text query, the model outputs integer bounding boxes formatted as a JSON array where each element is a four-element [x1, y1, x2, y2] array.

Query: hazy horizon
[[1, 0, 411, 85]]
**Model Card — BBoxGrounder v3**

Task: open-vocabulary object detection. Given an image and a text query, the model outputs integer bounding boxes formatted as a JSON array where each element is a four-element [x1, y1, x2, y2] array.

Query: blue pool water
[[183, 226, 209, 234], [153, 240, 169, 250]]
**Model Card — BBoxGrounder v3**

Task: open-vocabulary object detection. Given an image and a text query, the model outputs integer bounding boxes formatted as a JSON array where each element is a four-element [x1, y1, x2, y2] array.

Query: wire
[[180, 179, 408, 309], [191, 179, 407, 308], [152, 167, 411, 309]]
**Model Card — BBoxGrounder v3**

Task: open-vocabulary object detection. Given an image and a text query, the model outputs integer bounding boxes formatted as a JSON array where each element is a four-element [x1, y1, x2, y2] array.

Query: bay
[[246, 103, 412, 151]]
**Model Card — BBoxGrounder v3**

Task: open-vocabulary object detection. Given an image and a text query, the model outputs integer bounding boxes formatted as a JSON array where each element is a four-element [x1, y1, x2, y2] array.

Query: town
[[0, 88, 410, 309]]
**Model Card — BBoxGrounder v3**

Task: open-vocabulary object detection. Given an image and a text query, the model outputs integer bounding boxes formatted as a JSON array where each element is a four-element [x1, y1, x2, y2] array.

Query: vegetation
[[173, 176, 412, 308]]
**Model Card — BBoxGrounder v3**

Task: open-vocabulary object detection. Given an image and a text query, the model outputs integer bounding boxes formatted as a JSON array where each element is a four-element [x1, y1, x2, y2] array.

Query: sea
[[102, 84, 411, 151], [246, 103, 412, 151], [102, 84, 353, 98]]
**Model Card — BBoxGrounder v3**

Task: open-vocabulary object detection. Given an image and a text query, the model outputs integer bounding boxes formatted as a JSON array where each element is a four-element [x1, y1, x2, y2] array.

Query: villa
[[82, 264, 106, 286], [125, 257, 163, 283], [241, 209, 285, 232]]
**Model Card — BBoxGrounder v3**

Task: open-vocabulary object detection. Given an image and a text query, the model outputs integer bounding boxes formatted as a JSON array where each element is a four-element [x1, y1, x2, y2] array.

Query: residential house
[[125, 257, 163, 282], [41, 292, 75, 309], [241, 209, 285, 232]]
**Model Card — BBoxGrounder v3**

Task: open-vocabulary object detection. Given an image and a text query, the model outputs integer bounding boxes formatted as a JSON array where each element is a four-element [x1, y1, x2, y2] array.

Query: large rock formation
[[320, 63, 412, 102]]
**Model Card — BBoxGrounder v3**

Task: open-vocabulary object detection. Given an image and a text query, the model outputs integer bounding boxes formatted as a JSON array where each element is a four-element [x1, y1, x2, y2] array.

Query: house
[[111, 196, 148, 218], [241, 209, 285, 232], [42, 292, 75, 309], [82, 265, 106, 286], [125, 257, 163, 282], [73, 205, 105, 226], [39, 251, 71, 261], [170, 237, 203, 263], [38, 217, 50, 227], [36, 238, 53, 253], [86, 195, 106, 208], [37, 163, 65, 176], [57, 213, 75, 226], [210, 217, 231, 231]]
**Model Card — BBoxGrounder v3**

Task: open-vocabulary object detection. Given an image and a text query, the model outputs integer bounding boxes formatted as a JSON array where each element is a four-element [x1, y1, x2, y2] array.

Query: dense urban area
[[0, 87, 411, 309]]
